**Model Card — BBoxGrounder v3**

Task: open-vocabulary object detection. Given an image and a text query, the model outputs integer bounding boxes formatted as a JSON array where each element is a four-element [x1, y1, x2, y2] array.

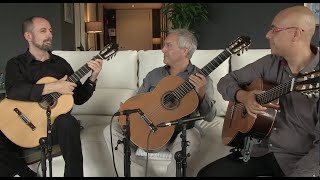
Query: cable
[[109, 115, 119, 177], [144, 129, 153, 177]]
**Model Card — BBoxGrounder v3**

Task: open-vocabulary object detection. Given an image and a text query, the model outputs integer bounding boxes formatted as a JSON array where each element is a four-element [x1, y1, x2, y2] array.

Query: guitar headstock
[[98, 43, 119, 61], [294, 70, 320, 98], [227, 36, 251, 56]]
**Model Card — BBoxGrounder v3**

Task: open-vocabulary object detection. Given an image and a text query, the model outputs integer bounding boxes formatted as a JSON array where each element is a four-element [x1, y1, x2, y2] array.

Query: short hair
[[168, 28, 198, 59], [22, 16, 48, 35]]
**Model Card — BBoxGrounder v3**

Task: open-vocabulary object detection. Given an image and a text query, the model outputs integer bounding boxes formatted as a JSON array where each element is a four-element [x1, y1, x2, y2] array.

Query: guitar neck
[[256, 79, 293, 105], [46, 54, 102, 102], [67, 54, 101, 83], [173, 49, 232, 100]]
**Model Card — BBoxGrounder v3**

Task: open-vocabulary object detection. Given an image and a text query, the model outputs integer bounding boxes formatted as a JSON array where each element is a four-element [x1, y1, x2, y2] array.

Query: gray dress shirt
[[137, 63, 217, 123], [217, 45, 319, 177]]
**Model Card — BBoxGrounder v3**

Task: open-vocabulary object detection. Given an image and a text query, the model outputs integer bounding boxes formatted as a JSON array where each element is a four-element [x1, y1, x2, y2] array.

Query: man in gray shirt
[[197, 5, 319, 177], [105, 28, 216, 177]]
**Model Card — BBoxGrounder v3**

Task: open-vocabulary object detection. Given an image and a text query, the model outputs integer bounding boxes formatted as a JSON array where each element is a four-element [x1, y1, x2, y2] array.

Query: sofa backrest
[[52, 50, 139, 115], [51, 49, 272, 117], [231, 49, 271, 71]]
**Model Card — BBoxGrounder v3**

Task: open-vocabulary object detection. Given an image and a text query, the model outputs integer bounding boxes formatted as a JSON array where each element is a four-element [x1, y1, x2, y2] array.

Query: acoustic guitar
[[222, 70, 320, 148], [118, 36, 251, 152], [0, 43, 118, 148]]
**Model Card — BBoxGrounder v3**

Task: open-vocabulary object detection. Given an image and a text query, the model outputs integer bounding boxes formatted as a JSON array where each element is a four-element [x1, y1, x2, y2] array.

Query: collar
[[280, 44, 319, 74], [24, 49, 57, 63], [164, 61, 194, 74]]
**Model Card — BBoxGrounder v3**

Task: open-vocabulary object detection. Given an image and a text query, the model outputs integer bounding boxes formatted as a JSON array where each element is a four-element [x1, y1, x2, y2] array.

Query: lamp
[[86, 21, 103, 50], [152, 37, 161, 49]]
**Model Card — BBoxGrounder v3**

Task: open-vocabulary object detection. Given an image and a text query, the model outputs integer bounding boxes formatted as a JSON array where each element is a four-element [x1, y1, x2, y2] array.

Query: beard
[[32, 39, 52, 51]]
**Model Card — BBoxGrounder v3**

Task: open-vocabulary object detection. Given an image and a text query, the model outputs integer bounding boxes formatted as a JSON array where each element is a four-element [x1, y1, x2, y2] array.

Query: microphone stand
[[157, 116, 204, 177], [175, 122, 188, 177], [123, 113, 131, 177], [46, 106, 53, 177], [39, 106, 53, 177]]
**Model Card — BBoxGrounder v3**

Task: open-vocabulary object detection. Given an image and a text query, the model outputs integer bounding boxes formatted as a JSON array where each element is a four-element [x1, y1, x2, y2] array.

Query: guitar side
[[0, 77, 74, 148]]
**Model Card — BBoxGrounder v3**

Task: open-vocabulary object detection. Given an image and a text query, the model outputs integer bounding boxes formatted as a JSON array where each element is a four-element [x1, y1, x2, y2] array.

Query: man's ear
[[24, 32, 32, 41], [292, 28, 303, 42], [183, 48, 189, 58]]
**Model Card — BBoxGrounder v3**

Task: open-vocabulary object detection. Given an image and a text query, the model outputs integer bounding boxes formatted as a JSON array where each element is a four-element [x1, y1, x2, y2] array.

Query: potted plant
[[162, 3, 209, 32]]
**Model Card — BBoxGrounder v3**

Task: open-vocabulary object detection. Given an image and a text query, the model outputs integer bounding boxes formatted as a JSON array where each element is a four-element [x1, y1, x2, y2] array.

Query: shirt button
[[273, 127, 277, 131], [277, 110, 281, 113], [269, 143, 273, 147]]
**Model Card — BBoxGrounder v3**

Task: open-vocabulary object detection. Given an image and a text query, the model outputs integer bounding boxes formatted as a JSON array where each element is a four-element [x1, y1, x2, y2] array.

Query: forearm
[[6, 82, 44, 101], [198, 94, 216, 122], [42, 82, 59, 95]]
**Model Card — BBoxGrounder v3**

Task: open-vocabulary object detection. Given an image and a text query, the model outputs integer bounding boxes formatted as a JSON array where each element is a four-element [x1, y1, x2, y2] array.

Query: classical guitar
[[118, 36, 251, 152], [0, 43, 118, 148], [222, 70, 320, 148]]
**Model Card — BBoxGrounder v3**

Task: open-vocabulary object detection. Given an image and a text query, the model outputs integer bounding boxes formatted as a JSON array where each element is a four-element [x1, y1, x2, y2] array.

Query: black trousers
[[0, 113, 83, 177], [197, 152, 285, 177]]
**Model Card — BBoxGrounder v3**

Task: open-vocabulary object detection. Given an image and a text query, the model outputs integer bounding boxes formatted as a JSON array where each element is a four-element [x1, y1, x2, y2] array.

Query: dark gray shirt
[[137, 63, 216, 123], [217, 45, 319, 177]]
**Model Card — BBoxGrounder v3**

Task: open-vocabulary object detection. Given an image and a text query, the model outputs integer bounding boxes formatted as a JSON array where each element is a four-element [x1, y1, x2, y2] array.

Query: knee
[[54, 114, 79, 130]]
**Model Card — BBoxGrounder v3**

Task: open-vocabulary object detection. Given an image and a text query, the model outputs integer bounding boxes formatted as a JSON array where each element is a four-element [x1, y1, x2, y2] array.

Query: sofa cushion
[[190, 50, 230, 117], [231, 49, 271, 71], [52, 50, 139, 90], [72, 89, 136, 115], [138, 50, 165, 87]]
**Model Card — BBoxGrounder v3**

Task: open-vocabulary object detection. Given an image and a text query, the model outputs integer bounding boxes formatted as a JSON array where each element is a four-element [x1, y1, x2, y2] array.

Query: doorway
[[102, 3, 163, 51], [116, 9, 152, 50]]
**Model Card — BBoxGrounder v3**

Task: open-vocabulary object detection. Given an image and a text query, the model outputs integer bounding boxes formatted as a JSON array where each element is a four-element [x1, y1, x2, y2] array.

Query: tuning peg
[[307, 93, 313, 98]]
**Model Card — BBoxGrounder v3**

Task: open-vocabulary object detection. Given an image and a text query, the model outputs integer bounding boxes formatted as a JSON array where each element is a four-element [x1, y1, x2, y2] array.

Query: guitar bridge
[[13, 108, 36, 131]]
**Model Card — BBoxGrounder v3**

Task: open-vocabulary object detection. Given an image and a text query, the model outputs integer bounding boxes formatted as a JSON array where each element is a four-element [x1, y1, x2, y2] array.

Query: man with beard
[[0, 16, 103, 177]]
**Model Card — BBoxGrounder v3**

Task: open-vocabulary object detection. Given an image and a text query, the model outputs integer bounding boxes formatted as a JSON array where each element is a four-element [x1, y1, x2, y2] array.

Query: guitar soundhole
[[161, 91, 180, 110], [39, 94, 57, 110]]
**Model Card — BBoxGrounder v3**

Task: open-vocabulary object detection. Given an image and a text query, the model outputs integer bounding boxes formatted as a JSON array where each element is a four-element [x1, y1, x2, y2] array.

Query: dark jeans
[[197, 152, 285, 177], [0, 113, 83, 177]]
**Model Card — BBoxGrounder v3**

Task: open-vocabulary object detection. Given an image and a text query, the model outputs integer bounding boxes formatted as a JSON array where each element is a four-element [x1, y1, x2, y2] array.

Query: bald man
[[197, 6, 319, 177]]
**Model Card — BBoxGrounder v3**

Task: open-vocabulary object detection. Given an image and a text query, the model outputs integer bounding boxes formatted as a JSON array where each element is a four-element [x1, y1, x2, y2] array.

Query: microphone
[[137, 109, 157, 132], [114, 109, 140, 116], [157, 116, 205, 127]]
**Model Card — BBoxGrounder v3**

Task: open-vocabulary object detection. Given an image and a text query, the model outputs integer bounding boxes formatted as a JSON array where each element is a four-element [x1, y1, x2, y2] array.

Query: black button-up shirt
[[5, 50, 95, 105]]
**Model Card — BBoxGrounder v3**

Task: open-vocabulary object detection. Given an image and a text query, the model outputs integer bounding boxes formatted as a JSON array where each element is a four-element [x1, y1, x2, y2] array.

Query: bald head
[[273, 6, 316, 42]]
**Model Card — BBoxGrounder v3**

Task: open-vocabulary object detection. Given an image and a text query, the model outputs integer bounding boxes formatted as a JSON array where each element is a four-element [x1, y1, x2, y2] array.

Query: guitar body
[[0, 77, 74, 148], [118, 75, 199, 152], [222, 78, 278, 148]]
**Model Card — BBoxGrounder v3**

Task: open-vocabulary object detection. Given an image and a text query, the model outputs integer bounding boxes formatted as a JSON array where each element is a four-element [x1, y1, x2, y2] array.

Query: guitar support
[[241, 136, 261, 162], [39, 106, 53, 177]]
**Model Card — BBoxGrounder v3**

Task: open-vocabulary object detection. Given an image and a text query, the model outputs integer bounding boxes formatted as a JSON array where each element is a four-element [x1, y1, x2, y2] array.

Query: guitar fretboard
[[256, 79, 293, 105], [172, 49, 232, 100]]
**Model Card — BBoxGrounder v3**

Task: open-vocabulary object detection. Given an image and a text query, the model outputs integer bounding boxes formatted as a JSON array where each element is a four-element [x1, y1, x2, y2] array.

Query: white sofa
[[27, 48, 271, 177]]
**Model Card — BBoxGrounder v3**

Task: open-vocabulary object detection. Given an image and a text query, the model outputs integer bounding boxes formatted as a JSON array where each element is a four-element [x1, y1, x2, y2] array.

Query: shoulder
[[147, 66, 166, 75], [50, 53, 72, 67], [6, 53, 28, 66]]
